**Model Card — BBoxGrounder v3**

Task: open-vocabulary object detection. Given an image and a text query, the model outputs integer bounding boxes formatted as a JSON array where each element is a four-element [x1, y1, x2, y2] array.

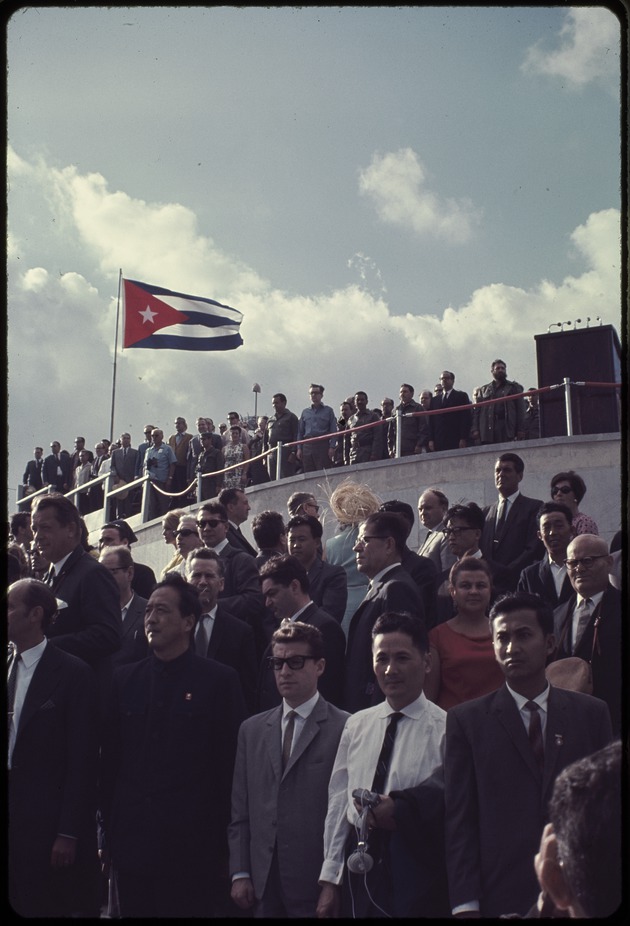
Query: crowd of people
[[7, 410, 622, 919]]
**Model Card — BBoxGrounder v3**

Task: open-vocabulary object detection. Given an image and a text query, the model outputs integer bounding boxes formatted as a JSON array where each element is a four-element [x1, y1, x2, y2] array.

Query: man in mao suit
[[343, 512, 424, 714], [551, 534, 622, 735], [8, 578, 101, 918], [516, 501, 575, 609], [188, 548, 258, 715], [258, 554, 346, 711], [444, 591, 612, 919], [109, 433, 139, 519], [229, 621, 349, 918], [480, 452, 543, 594], [428, 371, 471, 452]]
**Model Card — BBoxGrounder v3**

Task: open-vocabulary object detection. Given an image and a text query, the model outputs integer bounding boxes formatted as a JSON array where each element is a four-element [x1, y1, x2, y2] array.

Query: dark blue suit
[[516, 556, 573, 609]]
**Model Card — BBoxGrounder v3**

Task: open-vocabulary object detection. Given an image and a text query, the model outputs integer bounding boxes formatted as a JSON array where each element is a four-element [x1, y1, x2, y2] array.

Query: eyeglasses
[[175, 529, 198, 538], [267, 655, 317, 671], [551, 486, 573, 496], [564, 555, 609, 571], [106, 565, 129, 574], [197, 518, 226, 529], [443, 526, 475, 536], [355, 534, 387, 545]]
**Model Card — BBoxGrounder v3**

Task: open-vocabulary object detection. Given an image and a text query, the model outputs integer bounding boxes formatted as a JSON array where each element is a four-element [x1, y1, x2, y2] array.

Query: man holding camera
[[317, 612, 449, 918]]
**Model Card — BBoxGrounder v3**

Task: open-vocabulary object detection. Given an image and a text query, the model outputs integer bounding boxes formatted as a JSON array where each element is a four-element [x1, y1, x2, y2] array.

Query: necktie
[[282, 710, 297, 770], [371, 712, 403, 794], [44, 566, 56, 587], [195, 617, 209, 656], [8, 653, 21, 732], [574, 598, 593, 652], [525, 701, 544, 771]]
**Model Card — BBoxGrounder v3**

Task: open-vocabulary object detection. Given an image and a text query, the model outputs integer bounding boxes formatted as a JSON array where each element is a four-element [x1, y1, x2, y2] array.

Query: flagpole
[[109, 269, 123, 442]]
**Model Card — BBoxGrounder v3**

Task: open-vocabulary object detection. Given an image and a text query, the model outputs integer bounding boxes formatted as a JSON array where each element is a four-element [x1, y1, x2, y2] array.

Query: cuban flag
[[122, 278, 243, 351]]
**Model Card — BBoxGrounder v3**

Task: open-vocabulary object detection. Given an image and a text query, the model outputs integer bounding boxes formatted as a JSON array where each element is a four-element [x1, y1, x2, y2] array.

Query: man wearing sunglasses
[[550, 534, 621, 735], [229, 621, 349, 917]]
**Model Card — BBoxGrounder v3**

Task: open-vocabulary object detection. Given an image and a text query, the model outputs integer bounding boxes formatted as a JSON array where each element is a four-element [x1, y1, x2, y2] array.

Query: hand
[[316, 882, 341, 918], [515, 431, 525, 441], [470, 429, 479, 440], [369, 795, 397, 831], [296, 448, 302, 461], [230, 877, 255, 910], [328, 447, 336, 461], [458, 439, 468, 448], [428, 440, 435, 452], [50, 834, 77, 869]]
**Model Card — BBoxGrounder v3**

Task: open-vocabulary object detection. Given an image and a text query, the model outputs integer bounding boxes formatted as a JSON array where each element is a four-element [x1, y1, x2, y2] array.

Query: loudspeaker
[[534, 325, 621, 437]]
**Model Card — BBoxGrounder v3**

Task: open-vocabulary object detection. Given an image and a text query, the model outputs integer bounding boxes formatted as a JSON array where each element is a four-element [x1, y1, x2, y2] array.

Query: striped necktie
[[371, 712, 403, 794]]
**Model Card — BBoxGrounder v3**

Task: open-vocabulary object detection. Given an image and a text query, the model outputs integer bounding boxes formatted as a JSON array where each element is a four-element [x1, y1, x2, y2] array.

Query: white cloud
[[522, 8, 620, 89], [358, 147, 481, 243]]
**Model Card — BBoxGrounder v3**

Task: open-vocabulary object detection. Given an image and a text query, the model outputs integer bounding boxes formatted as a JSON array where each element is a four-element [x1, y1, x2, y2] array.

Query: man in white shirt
[[516, 502, 574, 608], [318, 612, 449, 918]]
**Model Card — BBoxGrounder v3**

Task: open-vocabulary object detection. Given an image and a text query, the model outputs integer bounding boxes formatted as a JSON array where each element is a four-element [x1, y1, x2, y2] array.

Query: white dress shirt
[[8, 638, 47, 768]]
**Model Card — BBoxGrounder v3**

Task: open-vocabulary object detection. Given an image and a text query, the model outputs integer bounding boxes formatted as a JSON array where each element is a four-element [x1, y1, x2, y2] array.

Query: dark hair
[[11, 577, 58, 633], [445, 502, 485, 532], [536, 501, 574, 528], [400, 383, 414, 394], [491, 359, 506, 368], [272, 392, 287, 403], [379, 499, 414, 530], [31, 493, 81, 530], [287, 514, 323, 540], [489, 591, 554, 635], [287, 492, 317, 518], [550, 470, 587, 504], [271, 620, 324, 660], [187, 546, 226, 578], [153, 572, 202, 627], [252, 510, 286, 549], [354, 390, 368, 401], [10, 512, 31, 538], [218, 487, 245, 508], [199, 501, 228, 521], [259, 554, 309, 594], [309, 383, 324, 393], [103, 519, 138, 544], [548, 740, 621, 917], [371, 612, 429, 654], [497, 452, 525, 475], [449, 556, 493, 587], [363, 511, 408, 556]]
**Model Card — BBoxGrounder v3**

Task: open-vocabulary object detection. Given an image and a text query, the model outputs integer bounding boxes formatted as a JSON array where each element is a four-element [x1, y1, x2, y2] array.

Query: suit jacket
[[257, 603, 346, 711], [131, 560, 157, 599], [552, 586, 622, 734], [23, 457, 44, 489], [9, 643, 100, 917], [168, 431, 192, 466], [418, 521, 457, 575], [113, 594, 148, 668], [401, 546, 438, 627], [344, 564, 424, 713], [201, 603, 258, 715], [228, 694, 349, 916], [42, 452, 71, 491], [445, 683, 612, 917], [480, 493, 544, 593], [516, 557, 573, 609], [110, 446, 139, 483], [429, 389, 472, 450], [227, 523, 258, 558], [307, 557, 348, 623]]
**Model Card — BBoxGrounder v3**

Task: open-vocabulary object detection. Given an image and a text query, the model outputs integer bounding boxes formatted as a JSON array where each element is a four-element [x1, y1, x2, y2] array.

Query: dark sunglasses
[[197, 518, 226, 529], [267, 655, 317, 671], [551, 486, 572, 496], [175, 529, 198, 538]]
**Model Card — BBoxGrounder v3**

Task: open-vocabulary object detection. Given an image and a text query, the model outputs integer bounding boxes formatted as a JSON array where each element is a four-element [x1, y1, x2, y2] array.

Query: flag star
[[140, 304, 158, 325]]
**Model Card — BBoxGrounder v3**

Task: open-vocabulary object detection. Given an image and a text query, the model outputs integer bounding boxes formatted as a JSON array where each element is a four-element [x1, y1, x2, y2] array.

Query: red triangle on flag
[[123, 280, 190, 347]]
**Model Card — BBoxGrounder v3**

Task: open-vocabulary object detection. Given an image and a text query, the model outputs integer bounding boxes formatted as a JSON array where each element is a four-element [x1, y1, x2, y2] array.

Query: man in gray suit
[[98, 544, 148, 667], [229, 621, 349, 917], [417, 487, 457, 575], [109, 433, 139, 519]]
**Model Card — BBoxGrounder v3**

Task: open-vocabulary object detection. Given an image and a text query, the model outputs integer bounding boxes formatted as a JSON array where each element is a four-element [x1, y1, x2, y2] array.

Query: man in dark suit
[[229, 621, 349, 917], [551, 534, 621, 735], [258, 554, 346, 710], [98, 544, 148, 668], [187, 547, 258, 715], [480, 452, 544, 594], [8, 578, 100, 917], [100, 574, 246, 918], [444, 591, 612, 918], [251, 509, 287, 568], [428, 370, 471, 452], [287, 514, 348, 622], [30, 494, 121, 675], [42, 440, 71, 493], [219, 486, 258, 557], [378, 500, 438, 624], [23, 446, 45, 494], [517, 501, 574, 608], [343, 511, 424, 713], [109, 432, 139, 519], [99, 519, 157, 599]]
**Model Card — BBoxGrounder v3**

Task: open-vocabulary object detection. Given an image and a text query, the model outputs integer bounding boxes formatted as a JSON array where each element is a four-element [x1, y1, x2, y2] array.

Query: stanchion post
[[395, 407, 403, 459], [276, 441, 284, 480], [563, 377, 574, 437]]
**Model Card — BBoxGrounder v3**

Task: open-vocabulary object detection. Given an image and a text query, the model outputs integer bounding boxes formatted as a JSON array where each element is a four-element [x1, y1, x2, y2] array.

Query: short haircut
[[287, 514, 323, 540], [354, 390, 368, 401], [199, 501, 228, 520], [218, 487, 244, 508], [445, 502, 485, 532], [379, 499, 414, 530], [371, 611, 429, 654], [449, 556, 493, 587], [309, 383, 324, 393], [536, 501, 574, 528], [271, 620, 324, 660], [489, 591, 554, 635], [272, 392, 287, 403], [153, 572, 201, 626], [252, 510, 286, 549], [10, 512, 31, 537], [100, 545, 134, 569], [31, 493, 81, 530], [492, 358, 506, 367], [287, 492, 316, 517], [548, 740, 621, 918], [400, 383, 414, 394], [550, 470, 587, 504], [259, 554, 309, 594], [423, 487, 449, 509], [11, 577, 58, 634], [362, 511, 408, 556], [187, 546, 225, 578], [497, 451, 525, 475]]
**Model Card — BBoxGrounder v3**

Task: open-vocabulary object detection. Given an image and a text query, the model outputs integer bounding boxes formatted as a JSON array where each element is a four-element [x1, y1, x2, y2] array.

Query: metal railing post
[[196, 471, 203, 504], [563, 377, 574, 437], [395, 407, 403, 459], [140, 476, 151, 523], [276, 441, 284, 480]]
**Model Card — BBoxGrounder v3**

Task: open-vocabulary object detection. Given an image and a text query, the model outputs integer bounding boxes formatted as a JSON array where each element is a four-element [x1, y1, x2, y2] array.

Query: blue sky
[[6, 5, 623, 506]]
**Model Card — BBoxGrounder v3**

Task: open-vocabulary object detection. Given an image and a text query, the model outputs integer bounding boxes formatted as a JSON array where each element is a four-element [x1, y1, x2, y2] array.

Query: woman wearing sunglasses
[[550, 470, 599, 536]]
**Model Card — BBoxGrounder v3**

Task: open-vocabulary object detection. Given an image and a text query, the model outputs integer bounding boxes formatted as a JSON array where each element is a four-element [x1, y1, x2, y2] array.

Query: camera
[[352, 788, 381, 809]]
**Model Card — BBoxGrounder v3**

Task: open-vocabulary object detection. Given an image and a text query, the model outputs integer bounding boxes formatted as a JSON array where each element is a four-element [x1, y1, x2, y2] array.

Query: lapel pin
[[185, 692, 192, 701], [554, 734, 563, 746]]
